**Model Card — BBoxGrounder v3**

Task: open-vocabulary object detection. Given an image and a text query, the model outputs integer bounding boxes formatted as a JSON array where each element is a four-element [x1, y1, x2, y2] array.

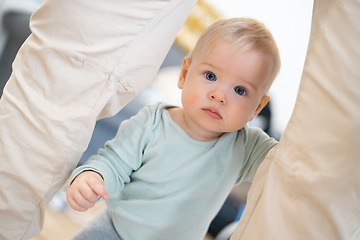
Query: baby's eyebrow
[[201, 62, 218, 70], [234, 77, 258, 94], [242, 80, 257, 92]]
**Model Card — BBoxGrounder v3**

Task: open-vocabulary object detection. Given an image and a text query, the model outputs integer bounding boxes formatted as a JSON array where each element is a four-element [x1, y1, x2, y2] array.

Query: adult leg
[[231, 0, 360, 239], [0, 0, 197, 239]]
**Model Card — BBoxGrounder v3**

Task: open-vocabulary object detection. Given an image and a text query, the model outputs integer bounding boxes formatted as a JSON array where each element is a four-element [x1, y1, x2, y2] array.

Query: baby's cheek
[[184, 92, 200, 105]]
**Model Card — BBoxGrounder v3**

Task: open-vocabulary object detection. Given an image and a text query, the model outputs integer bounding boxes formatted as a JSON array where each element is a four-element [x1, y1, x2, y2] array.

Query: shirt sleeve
[[70, 104, 156, 197], [236, 125, 278, 184]]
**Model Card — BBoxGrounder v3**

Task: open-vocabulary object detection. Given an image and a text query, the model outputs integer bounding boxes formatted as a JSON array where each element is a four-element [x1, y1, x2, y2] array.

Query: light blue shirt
[[71, 102, 277, 240]]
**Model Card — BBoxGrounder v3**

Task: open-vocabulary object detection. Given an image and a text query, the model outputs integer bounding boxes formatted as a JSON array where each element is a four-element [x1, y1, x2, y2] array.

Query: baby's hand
[[66, 171, 108, 212]]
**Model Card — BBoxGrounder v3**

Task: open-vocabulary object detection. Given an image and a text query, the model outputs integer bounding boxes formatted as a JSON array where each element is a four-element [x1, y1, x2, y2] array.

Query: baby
[[67, 17, 281, 240]]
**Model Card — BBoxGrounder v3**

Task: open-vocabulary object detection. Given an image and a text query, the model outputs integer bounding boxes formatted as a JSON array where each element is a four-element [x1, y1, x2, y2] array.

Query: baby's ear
[[178, 57, 191, 89], [250, 95, 271, 121]]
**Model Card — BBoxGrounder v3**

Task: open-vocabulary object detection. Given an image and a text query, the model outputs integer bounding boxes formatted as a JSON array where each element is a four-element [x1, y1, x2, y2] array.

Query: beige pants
[[231, 0, 360, 239], [0, 0, 197, 239]]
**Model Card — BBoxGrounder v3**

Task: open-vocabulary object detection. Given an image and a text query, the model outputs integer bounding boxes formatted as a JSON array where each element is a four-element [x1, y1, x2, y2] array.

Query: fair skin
[[67, 170, 108, 211], [67, 42, 273, 211], [169, 42, 272, 141]]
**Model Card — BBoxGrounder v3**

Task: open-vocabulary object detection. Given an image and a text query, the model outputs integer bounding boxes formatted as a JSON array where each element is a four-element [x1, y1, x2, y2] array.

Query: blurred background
[[0, 0, 313, 239]]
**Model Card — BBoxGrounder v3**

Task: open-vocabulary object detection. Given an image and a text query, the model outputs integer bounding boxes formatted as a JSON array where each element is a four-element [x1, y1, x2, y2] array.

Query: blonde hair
[[189, 18, 281, 84]]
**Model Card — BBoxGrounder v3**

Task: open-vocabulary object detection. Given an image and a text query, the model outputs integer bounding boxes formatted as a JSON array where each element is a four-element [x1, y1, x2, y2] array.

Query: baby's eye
[[204, 72, 217, 81], [234, 86, 247, 96]]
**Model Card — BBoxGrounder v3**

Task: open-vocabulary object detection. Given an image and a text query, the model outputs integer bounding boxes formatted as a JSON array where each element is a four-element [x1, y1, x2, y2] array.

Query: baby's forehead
[[201, 42, 267, 61]]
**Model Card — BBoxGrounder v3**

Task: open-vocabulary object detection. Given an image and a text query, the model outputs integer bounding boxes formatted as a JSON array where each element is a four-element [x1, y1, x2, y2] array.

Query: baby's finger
[[79, 184, 100, 203], [67, 194, 88, 212], [74, 190, 96, 209], [90, 182, 108, 200]]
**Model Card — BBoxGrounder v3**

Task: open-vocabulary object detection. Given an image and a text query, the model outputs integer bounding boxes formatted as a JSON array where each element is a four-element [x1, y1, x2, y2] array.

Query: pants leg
[[0, 0, 197, 239], [71, 209, 122, 240], [231, 0, 360, 239]]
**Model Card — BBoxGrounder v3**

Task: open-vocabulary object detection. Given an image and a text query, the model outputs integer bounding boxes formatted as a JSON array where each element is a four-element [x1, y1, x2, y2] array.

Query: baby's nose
[[209, 89, 226, 104]]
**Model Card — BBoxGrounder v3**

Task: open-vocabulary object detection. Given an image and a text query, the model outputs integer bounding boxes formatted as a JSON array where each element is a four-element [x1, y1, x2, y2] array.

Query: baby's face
[[178, 43, 272, 137]]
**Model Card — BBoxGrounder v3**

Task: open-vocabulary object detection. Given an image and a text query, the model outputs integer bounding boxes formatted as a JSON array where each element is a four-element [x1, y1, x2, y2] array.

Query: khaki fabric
[[0, 0, 197, 239], [231, 0, 360, 239]]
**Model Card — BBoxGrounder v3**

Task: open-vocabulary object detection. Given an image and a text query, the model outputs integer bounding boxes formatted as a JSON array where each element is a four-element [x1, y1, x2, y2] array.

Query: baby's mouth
[[202, 108, 222, 120]]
